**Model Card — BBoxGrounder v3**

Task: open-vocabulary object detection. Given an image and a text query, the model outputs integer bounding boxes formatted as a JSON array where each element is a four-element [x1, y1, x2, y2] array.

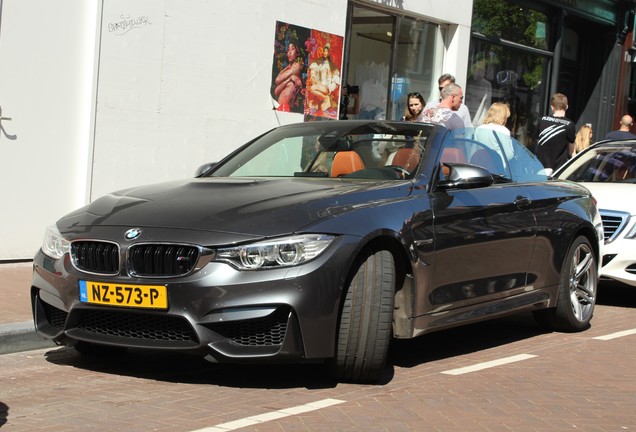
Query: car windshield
[[209, 121, 435, 180], [558, 144, 636, 183], [206, 121, 549, 183]]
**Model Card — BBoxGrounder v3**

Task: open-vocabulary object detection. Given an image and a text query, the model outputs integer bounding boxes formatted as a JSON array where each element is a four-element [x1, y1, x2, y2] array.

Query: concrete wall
[[91, 0, 350, 199], [0, 0, 99, 259]]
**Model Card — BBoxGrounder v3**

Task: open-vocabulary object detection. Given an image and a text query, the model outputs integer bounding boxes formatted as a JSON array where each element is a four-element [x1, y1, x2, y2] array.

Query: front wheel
[[534, 235, 597, 332], [331, 249, 395, 383]]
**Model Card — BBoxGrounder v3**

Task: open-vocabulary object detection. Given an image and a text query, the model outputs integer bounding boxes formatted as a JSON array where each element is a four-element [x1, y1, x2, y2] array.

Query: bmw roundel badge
[[124, 228, 142, 240]]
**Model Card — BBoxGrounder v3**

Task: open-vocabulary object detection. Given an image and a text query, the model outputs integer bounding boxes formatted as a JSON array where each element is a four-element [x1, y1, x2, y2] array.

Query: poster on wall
[[271, 21, 343, 120]]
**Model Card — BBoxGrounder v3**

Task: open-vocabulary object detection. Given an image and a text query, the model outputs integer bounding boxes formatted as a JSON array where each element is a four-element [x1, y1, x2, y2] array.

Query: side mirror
[[195, 162, 217, 177], [437, 163, 494, 190]]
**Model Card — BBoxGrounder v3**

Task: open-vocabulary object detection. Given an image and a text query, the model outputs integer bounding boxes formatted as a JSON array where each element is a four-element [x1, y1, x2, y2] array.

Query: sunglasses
[[408, 92, 422, 98]]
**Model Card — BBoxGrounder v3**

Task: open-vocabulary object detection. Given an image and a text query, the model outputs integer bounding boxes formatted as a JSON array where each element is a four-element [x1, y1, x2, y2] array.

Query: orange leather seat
[[331, 151, 365, 177], [441, 147, 467, 164], [391, 148, 421, 172]]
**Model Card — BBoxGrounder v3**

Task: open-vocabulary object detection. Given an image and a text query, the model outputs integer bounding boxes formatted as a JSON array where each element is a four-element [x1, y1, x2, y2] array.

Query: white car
[[554, 140, 636, 287]]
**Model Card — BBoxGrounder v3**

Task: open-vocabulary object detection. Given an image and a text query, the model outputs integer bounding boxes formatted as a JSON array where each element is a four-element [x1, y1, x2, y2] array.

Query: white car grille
[[600, 210, 631, 243]]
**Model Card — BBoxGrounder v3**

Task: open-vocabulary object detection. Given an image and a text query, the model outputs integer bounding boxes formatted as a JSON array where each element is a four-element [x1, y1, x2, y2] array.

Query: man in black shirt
[[536, 93, 575, 171]]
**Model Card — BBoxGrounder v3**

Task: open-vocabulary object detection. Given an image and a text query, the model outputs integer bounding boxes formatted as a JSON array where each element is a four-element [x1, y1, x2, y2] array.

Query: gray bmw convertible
[[31, 121, 603, 383]]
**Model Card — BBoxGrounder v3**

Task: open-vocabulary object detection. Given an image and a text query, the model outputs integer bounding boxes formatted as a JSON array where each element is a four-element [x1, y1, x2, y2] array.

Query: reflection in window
[[559, 147, 636, 183], [465, 40, 550, 152], [472, 0, 549, 50], [467, 0, 551, 152], [390, 19, 443, 121]]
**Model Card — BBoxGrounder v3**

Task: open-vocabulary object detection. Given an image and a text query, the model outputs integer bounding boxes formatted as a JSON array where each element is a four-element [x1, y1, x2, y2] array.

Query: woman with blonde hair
[[573, 124, 593, 156], [479, 102, 511, 132], [474, 102, 513, 160]]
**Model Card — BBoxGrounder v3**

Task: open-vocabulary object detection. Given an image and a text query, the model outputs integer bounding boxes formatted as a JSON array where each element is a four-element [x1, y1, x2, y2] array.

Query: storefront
[[340, 1, 472, 122], [341, 0, 634, 149], [464, 0, 632, 148]]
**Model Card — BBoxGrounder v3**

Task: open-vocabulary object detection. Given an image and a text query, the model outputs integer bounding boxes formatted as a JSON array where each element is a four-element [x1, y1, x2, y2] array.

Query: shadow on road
[[597, 280, 636, 308], [44, 346, 340, 389], [0, 401, 7, 428], [42, 281, 633, 388], [388, 312, 544, 369], [43, 312, 548, 388]]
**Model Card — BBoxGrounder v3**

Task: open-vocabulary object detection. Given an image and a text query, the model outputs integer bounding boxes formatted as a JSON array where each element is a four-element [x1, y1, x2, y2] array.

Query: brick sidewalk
[[0, 262, 33, 324]]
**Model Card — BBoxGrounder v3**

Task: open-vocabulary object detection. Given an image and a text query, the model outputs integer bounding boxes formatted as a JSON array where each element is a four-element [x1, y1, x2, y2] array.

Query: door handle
[[514, 196, 531, 208]]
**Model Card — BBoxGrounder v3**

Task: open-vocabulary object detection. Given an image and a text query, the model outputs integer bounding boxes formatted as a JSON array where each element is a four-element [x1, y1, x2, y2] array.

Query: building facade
[[464, 0, 634, 149], [0, 0, 473, 259], [0, 0, 633, 260]]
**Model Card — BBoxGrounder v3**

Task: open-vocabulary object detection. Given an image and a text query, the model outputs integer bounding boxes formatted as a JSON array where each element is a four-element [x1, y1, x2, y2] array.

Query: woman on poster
[[273, 39, 304, 112], [307, 43, 340, 113]]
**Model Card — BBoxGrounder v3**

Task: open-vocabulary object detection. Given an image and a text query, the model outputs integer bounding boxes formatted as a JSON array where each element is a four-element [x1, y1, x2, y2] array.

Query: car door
[[411, 131, 537, 326]]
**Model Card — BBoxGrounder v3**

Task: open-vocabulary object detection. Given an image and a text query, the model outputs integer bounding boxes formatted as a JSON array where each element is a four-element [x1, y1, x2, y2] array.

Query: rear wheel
[[534, 236, 597, 332], [331, 249, 395, 383]]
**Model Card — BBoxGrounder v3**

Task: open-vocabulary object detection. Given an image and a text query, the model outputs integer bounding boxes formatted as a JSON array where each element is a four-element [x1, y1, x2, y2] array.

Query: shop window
[[465, 39, 550, 150], [343, 6, 444, 121], [472, 0, 550, 50], [468, 0, 551, 151], [390, 19, 444, 121]]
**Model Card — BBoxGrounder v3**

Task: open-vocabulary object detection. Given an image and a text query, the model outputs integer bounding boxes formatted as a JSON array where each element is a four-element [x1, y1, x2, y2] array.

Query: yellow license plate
[[79, 280, 168, 309]]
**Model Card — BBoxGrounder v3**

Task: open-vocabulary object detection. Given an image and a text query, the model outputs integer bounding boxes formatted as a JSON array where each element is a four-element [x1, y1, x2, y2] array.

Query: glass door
[[390, 18, 445, 121], [343, 6, 394, 121], [343, 4, 445, 121]]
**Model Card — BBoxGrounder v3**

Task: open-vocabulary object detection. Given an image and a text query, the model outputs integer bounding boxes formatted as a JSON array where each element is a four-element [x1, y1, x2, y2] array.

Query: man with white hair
[[423, 73, 472, 127], [417, 83, 465, 130]]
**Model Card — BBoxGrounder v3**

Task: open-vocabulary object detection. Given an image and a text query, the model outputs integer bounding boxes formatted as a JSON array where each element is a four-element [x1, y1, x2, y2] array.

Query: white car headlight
[[42, 225, 70, 260], [624, 218, 636, 239], [216, 234, 335, 270]]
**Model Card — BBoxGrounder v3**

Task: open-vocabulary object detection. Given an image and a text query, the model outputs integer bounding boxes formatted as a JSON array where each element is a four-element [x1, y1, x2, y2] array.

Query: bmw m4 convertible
[[32, 121, 603, 383]]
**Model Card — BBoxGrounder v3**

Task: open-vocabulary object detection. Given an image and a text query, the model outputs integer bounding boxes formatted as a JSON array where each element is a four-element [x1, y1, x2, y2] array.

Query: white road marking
[[191, 398, 346, 432], [593, 328, 636, 341], [441, 354, 537, 375]]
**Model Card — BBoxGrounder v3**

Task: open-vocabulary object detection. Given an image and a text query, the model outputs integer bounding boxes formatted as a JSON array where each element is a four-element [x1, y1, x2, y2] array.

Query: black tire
[[533, 235, 597, 332], [331, 249, 395, 383]]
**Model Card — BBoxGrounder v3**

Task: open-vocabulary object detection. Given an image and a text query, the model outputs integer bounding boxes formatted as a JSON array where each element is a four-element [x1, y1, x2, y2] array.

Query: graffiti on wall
[[108, 15, 152, 36]]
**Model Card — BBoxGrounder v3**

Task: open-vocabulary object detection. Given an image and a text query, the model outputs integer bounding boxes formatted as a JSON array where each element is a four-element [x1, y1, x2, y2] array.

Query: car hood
[[579, 182, 636, 215], [59, 177, 411, 238]]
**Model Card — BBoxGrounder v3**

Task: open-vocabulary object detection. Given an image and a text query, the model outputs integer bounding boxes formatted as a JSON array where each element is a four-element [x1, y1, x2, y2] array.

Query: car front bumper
[[600, 239, 636, 287], [30, 235, 360, 363]]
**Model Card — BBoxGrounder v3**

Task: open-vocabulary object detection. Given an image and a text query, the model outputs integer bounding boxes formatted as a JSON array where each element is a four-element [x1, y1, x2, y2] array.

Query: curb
[[0, 321, 55, 355]]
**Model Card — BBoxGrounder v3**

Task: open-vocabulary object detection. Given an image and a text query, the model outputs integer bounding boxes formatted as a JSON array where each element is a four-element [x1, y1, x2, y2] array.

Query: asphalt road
[[1, 281, 635, 432]]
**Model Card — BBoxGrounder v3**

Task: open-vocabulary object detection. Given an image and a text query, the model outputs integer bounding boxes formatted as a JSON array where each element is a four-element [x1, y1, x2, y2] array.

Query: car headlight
[[625, 218, 636, 239], [215, 234, 335, 270], [42, 225, 70, 259]]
